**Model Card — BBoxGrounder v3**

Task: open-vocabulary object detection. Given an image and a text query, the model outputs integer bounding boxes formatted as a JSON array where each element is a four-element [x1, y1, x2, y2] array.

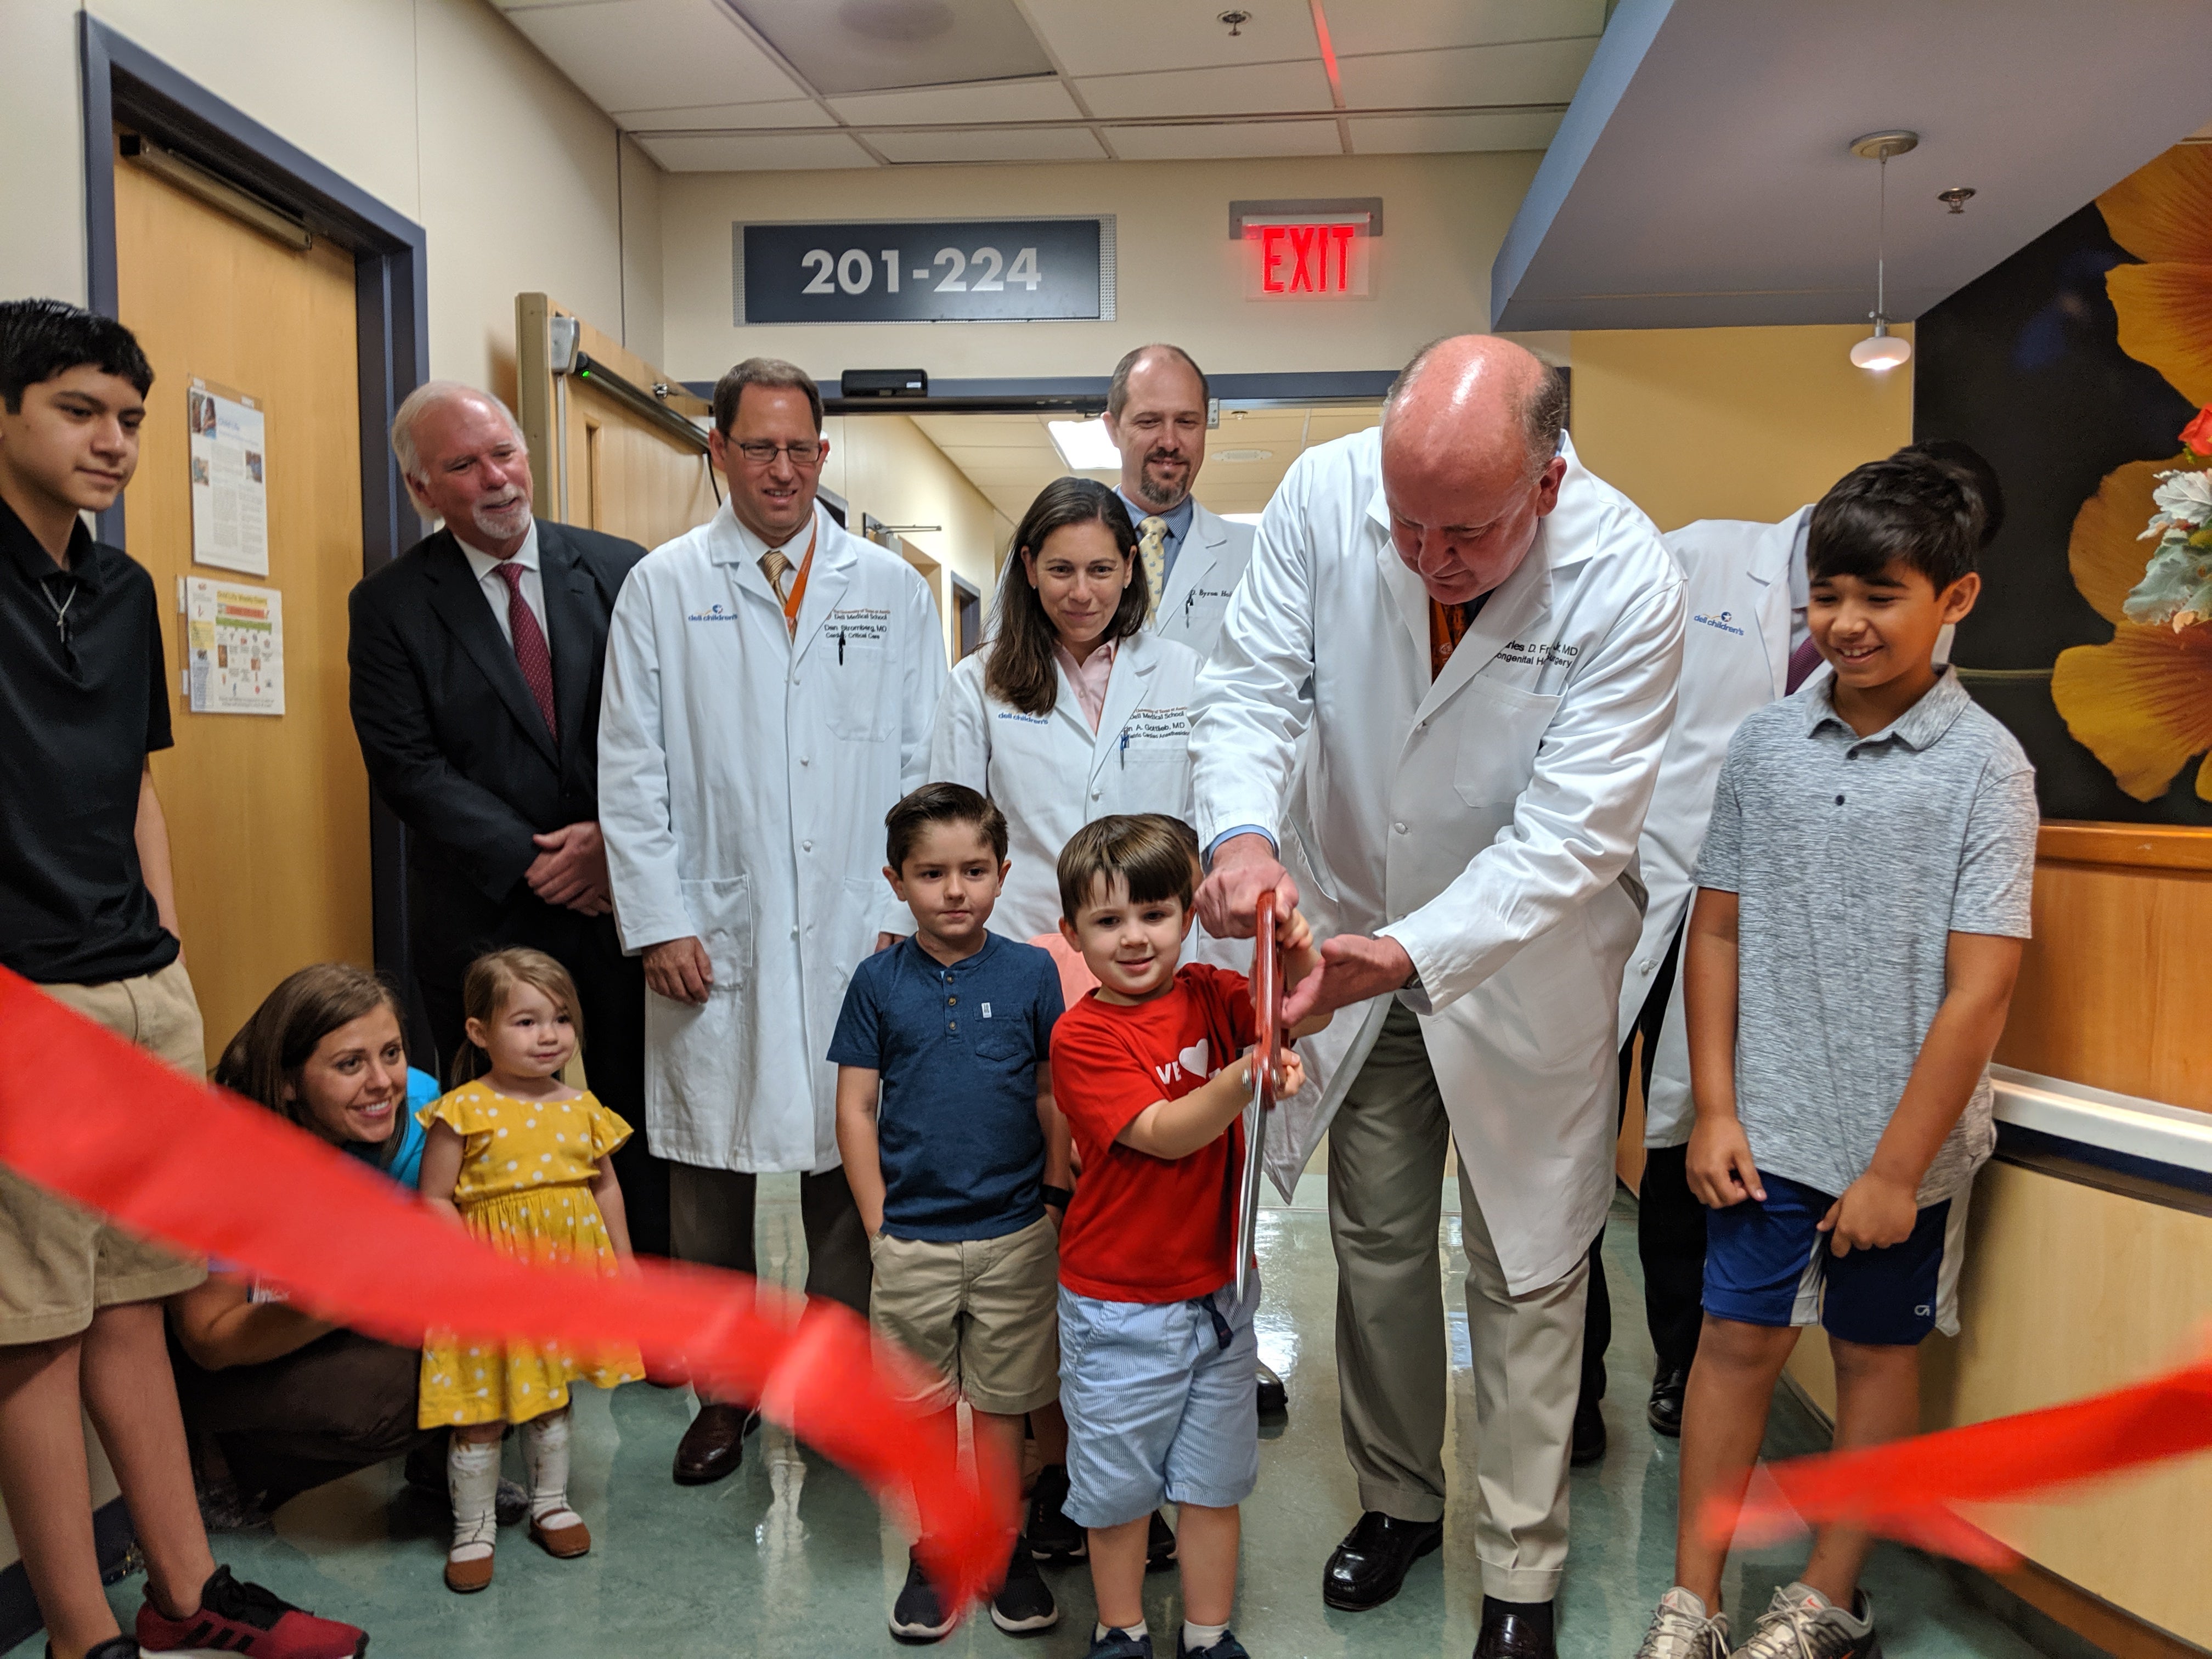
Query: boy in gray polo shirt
[[1631, 448, 2036, 1659]]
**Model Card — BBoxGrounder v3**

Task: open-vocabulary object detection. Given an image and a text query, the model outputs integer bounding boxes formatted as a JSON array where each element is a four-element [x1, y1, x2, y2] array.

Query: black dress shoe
[[1256, 1360, 1288, 1415], [673, 1401, 759, 1485], [1647, 1366, 1688, 1438], [1570, 1392, 1607, 1466], [1321, 1511, 1443, 1610], [1473, 1596, 1556, 1658]]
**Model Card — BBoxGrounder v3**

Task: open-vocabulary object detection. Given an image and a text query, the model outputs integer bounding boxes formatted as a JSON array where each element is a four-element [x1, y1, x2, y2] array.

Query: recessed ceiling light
[[1047, 418, 1120, 470]]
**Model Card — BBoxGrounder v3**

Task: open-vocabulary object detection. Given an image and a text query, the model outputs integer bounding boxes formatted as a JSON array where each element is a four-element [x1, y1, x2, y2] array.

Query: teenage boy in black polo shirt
[[0, 300, 366, 1659]]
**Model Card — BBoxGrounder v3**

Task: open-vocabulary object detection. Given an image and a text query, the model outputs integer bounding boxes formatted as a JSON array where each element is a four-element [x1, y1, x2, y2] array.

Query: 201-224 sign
[[735, 218, 1113, 325]]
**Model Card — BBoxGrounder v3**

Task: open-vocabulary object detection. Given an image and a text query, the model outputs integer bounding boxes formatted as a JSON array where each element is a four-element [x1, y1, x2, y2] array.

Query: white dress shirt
[[458, 518, 545, 647]]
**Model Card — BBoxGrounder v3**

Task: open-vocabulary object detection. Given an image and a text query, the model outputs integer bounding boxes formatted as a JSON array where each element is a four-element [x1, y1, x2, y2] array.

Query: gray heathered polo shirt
[[1694, 668, 2036, 1204]]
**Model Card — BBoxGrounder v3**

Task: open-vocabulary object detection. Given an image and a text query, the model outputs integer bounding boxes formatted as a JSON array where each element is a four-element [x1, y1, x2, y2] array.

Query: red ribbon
[[0, 968, 1013, 1613], [1703, 1351, 2212, 1570]]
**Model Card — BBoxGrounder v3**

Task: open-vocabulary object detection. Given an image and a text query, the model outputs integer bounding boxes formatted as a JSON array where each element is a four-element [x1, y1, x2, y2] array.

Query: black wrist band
[[1041, 1184, 1074, 1209]]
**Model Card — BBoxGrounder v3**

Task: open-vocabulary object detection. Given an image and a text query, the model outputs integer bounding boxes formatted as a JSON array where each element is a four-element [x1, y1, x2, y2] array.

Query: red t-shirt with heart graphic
[[1051, 963, 1259, 1302]]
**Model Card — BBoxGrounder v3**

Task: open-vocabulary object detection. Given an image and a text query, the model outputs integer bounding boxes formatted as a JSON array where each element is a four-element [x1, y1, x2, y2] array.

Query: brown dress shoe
[[444, 1549, 495, 1593], [529, 1511, 592, 1559], [673, 1402, 757, 1485]]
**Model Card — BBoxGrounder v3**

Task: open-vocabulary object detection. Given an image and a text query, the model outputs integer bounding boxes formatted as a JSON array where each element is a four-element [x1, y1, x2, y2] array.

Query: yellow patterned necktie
[[1138, 517, 1169, 623]]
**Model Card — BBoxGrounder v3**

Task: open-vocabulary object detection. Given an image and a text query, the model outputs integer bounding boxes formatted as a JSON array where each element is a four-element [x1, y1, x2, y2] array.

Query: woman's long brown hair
[[985, 476, 1146, 716]]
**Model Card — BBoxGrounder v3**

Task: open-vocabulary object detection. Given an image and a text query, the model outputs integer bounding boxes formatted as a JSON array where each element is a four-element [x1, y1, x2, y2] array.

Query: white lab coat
[[1192, 430, 1686, 1293], [1627, 509, 1806, 1148], [928, 629, 1205, 943], [598, 501, 947, 1173], [1150, 501, 1258, 662]]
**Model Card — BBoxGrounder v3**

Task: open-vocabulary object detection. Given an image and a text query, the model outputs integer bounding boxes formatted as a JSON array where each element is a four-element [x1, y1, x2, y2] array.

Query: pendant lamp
[[1847, 131, 1917, 372]]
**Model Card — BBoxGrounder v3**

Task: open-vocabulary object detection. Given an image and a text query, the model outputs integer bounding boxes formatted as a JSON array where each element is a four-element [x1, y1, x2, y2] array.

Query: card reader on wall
[[840, 370, 929, 399]]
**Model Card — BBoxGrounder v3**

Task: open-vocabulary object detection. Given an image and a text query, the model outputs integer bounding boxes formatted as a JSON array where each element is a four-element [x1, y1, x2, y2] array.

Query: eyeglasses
[[730, 439, 825, 468]]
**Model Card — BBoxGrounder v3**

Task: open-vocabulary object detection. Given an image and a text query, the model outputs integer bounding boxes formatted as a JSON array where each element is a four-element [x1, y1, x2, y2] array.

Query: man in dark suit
[[348, 380, 667, 1255]]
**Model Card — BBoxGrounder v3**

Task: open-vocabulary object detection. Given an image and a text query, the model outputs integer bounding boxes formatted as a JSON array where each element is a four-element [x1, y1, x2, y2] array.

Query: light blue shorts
[[1056, 1274, 1260, 1530]]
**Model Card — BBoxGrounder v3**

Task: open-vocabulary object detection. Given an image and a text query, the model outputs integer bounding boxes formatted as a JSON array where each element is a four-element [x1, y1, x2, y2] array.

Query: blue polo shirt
[[827, 932, 1064, 1242]]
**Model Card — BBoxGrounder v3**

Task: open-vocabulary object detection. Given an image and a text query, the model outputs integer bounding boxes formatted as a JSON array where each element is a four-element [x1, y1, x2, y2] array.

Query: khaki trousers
[[1, 960, 209, 1344], [1329, 1002, 1587, 1604]]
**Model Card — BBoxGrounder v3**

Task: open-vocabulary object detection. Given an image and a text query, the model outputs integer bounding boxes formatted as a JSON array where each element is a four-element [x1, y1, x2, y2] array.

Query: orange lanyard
[[779, 523, 817, 636]]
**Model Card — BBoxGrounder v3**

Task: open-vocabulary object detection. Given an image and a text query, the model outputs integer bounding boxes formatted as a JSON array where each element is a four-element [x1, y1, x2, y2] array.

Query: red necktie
[[1785, 634, 1822, 695], [494, 560, 557, 741]]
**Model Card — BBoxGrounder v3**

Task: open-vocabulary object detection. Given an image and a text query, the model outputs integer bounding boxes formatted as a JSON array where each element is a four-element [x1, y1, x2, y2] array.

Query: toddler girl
[[417, 947, 642, 1592]]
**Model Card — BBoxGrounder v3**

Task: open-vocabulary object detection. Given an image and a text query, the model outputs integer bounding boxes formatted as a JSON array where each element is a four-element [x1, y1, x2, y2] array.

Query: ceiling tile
[[729, 0, 1052, 95], [871, 125, 1107, 164], [637, 129, 878, 170], [503, 0, 802, 110], [1335, 37, 1596, 110], [613, 98, 833, 129], [1347, 109, 1562, 154], [1076, 60, 1334, 120], [1317, 0, 1605, 57], [1108, 121, 1342, 161], [827, 77, 1081, 126], [1022, 0, 1317, 78]]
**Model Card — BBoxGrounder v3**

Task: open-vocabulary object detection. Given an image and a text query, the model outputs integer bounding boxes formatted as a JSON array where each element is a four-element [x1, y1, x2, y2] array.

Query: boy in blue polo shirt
[[832, 781, 1071, 1644], [1630, 446, 2036, 1659]]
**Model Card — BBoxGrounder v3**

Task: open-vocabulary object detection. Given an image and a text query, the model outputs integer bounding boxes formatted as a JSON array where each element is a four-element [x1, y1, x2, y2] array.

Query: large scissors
[[1233, 890, 1282, 1304]]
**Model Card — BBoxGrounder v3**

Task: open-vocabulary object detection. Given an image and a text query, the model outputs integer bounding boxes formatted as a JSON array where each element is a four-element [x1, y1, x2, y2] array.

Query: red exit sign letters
[[1243, 221, 1371, 298]]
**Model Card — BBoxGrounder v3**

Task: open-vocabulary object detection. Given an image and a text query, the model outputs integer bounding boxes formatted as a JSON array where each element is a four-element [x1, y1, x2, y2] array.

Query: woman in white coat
[[929, 476, 1204, 944]]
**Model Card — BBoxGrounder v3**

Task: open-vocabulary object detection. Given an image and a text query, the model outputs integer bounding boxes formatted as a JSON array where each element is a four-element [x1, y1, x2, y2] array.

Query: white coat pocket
[[1452, 679, 1560, 808], [644, 876, 757, 1143]]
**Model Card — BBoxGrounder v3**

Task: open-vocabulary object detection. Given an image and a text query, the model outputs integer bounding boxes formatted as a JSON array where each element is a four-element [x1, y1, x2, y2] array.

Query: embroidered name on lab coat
[[1120, 707, 1191, 742], [1497, 640, 1581, 668], [825, 607, 891, 645], [1692, 611, 1747, 636], [685, 602, 742, 623]]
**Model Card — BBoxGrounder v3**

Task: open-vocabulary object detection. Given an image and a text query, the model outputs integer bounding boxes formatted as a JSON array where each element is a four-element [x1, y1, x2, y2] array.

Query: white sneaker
[[1629, 1587, 1730, 1659], [1731, 1582, 1882, 1659]]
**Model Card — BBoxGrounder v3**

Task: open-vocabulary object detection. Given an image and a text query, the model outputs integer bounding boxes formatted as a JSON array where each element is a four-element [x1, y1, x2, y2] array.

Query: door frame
[[80, 16, 429, 1018]]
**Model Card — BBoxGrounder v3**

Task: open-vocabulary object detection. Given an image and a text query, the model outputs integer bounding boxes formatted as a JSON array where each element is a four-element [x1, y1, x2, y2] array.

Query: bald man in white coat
[[1191, 337, 1683, 1659]]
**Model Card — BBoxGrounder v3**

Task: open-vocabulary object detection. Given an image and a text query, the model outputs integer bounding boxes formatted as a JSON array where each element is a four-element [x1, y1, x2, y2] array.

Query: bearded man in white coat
[[1191, 336, 1684, 1659], [599, 358, 946, 1487], [1104, 342, 1257, 663]]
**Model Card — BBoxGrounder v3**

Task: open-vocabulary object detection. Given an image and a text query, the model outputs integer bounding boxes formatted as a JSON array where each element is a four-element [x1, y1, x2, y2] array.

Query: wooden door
[[114, 145, 371, 1065]]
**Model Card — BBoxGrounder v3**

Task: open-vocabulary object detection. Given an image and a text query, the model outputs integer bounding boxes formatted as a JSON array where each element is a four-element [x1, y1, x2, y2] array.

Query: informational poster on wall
[[184, 577, 284, 715], [186, 376, 268, 575]]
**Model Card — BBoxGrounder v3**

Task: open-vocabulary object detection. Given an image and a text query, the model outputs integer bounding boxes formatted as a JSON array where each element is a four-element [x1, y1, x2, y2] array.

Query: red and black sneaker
[[136, 1565, 367, 1657]]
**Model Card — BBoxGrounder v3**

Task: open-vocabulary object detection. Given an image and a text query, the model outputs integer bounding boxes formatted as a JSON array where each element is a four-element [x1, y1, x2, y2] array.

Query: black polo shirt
[[1, 494, 179, 984]]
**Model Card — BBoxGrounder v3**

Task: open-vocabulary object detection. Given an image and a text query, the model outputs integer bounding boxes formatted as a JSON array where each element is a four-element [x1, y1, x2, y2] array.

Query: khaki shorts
[[869, 1214, 1059, 1417], [0, 960, 209, 1345]]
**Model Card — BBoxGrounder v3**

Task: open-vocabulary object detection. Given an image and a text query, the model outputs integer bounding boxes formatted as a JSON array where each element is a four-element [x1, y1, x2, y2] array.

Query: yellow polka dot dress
[[416, 1084, 644, 1427]]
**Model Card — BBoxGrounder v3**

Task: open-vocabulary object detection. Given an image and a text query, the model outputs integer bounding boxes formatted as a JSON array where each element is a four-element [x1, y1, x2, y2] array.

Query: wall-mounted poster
[[184, 576, 284, 715], [187, 376, 269, 575], [1916, 144, 2212, 826]]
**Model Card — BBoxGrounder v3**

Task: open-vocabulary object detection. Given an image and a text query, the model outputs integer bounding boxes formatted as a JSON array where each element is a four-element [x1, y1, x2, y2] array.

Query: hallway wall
[[0, 0, 667, 393], [659, 151, 1543, 385]]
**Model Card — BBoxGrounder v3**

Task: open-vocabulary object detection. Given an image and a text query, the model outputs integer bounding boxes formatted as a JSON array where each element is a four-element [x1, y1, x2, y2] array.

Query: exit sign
[[1243, 222, 1370, 297], [1229, 196, 1379, 300]]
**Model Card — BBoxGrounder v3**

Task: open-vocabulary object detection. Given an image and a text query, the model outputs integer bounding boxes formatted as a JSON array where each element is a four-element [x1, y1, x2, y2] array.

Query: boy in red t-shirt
[[1049, 814, 1329, 1659]]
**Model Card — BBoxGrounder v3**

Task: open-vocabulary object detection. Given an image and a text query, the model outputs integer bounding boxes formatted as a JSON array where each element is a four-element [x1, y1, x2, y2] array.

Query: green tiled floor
[[14, 1180, 2058, 1658]]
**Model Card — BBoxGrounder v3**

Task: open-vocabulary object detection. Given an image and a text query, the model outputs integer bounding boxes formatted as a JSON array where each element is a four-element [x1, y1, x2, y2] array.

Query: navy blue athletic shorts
[[1701, 1170, 1969, 1346]]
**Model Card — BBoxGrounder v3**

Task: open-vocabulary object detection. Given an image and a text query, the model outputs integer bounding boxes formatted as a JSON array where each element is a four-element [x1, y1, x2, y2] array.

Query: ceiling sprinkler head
[[1937, 187, 1977, 214], [1218, 9, 1252, 36]]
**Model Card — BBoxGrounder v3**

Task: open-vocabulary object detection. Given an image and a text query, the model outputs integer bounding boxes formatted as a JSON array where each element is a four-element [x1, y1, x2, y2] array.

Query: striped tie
[[761, 550, 795, 636]]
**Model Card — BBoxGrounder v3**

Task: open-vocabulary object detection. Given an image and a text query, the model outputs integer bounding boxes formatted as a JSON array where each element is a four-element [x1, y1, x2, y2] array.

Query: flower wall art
[[1915, 144, 2212, 825]]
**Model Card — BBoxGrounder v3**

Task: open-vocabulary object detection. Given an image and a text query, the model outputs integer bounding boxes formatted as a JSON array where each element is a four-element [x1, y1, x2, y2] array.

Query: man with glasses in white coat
[[599, 358, 946, 1488], [1191, 336, 1684, 1659]]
